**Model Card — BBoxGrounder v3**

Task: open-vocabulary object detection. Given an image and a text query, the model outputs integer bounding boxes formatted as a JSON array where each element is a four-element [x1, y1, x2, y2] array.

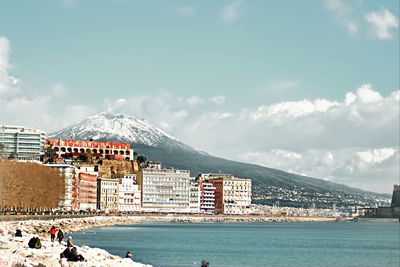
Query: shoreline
[[0, 215, 393, 266]]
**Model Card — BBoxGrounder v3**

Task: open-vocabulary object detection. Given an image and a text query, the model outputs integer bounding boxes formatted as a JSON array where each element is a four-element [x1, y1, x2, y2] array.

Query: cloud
[[177, 5, 195, 16], [209, 95, 226, 105], [365, 9, 399, 40], [259, 80, 299, 94], [186, 96, 203, 107], [0, 36, 19, 99], [325, 0, 358, 35], [221, 1, 242, 23]]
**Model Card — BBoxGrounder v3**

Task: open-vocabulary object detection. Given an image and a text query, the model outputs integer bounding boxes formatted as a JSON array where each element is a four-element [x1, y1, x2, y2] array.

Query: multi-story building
[[137, 164, 191, 212], [189, 181, 200, 213], [78, 172, 97, 210], [0, 125, 46, 161], [208, 175, 252, 214], [200, 181, 216, 214], [47, 138, 134, 161], [97, 177, 119, 212], [44, 163, 78, 211], [118, 174, 141, 212]]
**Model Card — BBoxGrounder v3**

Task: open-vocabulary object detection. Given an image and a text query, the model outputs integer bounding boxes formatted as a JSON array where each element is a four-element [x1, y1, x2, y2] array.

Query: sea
[[71, 221, 400, 267]]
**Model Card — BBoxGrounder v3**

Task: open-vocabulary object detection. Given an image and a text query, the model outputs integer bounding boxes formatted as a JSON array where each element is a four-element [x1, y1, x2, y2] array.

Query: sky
[[0, 0, 399, 193]]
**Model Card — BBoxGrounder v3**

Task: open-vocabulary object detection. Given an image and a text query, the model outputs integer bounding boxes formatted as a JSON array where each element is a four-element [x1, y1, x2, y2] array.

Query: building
[[0, 125, 46, 161], [199, 181, 216, 214], [44, 163, 78, 211], [137, 164, 191, 212], [97, 177, 119, 212], [189, 181, 201, 213], [208, 174, 252, 214], [118, 174, 141, 212], [47, 138, 134, 161], [357, 185, 400, 218], [78, 172, 97, 210]]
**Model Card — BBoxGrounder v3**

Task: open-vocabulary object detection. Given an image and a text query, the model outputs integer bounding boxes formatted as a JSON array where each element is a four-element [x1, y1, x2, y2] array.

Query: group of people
[[49, 225, 64, 243]]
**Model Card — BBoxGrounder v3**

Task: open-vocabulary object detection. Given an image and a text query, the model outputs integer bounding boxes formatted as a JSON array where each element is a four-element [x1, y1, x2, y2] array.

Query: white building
[[44, 163, 78, 211], [0, 125, 46, 161], [118, 174, 141, 212], [97, 178, 119, 212], [189, 182, 201, 213], [138, 165, 191, 212]]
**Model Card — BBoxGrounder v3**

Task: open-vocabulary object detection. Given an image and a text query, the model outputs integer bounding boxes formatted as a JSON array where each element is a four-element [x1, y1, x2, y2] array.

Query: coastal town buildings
[[0, 125, 46, 161], [199, 181, 216, 214], [97, 177, 119, 212], [47, 138, 134, 161], [137, 163, 191, 212], [207, 174, 252, 214], [118, 174, 141, 212], [356, 185, 400, 218], [44, 163, 78, 211]]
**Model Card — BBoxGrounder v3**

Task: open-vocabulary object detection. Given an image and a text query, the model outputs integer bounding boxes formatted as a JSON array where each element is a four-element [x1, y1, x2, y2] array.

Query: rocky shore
[[0, 215, 338, 266]]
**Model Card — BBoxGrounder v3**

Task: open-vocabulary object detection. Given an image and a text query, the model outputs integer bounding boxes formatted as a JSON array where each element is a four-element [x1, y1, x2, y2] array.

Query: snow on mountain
[[50, 112, 184, 147]]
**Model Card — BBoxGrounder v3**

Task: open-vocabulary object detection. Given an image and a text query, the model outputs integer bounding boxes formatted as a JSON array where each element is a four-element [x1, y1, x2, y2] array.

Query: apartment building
[[200, 181, 216, 214], [209, 175, 252, 214], [0, 125, 46, 161], [78, 172, 97, 210], [189, 182, 201, 213], [44, 163, 77, 211], [118, 174, 141, 212], [97, 177, 119, 212], [137, 163, 191, 212]]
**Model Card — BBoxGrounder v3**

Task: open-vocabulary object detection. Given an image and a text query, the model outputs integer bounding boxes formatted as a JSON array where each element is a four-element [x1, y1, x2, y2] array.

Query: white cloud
[[186, 96, 203, 107], [365, 9, 399, 40], [260, 80, 299, 94], [0, 36, 19, 99], [177, 5, 195, 16], [221, 1, 242, 23], [209, 95, 226, 105], [325, 0, 358, 35]]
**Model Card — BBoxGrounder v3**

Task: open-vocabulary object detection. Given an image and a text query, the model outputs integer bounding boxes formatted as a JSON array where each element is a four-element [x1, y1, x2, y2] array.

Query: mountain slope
[[51, 112, 389, 208]]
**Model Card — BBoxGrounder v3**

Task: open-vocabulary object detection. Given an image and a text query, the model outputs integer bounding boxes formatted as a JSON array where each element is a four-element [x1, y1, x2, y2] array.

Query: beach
[[0, 215, 338, 266]]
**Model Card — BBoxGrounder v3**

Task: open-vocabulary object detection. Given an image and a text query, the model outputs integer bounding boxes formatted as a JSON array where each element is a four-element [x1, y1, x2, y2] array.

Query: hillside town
[[0, 125, 252, 215]]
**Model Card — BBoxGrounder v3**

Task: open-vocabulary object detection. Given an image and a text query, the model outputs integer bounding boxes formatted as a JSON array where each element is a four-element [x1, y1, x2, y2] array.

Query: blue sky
[[0, 0, 399, 193]]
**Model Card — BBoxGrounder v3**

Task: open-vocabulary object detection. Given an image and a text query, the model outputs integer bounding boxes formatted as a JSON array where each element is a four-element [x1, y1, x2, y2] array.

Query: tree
[[8, 152, 17, 160], [136, 155, 147, 164], [43, 144, 57, 163], [0, 143, 5, 160], [0, 161, 65, 210]]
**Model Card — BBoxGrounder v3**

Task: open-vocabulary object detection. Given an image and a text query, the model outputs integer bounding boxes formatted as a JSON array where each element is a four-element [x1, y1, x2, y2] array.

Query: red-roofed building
[[48, 138, 134, 161]]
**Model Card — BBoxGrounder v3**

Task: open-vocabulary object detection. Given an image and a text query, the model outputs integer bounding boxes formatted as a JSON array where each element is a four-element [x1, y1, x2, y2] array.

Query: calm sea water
[[71, 221, 400, 267]]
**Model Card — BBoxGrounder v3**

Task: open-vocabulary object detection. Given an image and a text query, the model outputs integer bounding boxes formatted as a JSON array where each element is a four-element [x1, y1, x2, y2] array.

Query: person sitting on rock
[[15, 229, 22, 237], [125, 251, 133, 259], [60, 246, 85, 262], [66, 236, 73, 247]]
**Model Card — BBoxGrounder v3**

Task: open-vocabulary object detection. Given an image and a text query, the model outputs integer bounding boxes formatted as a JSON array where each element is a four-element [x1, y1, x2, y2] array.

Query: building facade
[[189, 183, 201, 213], [44, 163, 77, 211], [78, 172, 97, 210], [97, 178, 119, 212], [138, 165, 191, 212], [199, 181, 216, 214], [209, 175, 252, 214], [0, 125, 46, 161], [118, 174, 141, 212], [47, 138, 134, 161]]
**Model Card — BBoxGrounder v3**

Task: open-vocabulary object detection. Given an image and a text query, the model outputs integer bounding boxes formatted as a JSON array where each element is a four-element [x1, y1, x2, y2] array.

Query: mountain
[[50, 112, 390, 209]]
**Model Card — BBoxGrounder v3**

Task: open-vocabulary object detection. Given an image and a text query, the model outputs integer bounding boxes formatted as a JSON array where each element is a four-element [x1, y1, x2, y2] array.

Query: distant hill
[[51, 112, 390, 208]]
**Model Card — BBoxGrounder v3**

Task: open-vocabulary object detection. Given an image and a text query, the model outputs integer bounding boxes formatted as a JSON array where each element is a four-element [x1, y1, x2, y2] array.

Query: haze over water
[[72, 222, 400, 267]]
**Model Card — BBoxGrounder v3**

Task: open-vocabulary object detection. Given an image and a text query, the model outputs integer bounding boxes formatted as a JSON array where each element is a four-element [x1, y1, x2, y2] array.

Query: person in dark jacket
[[125, 251, 132, 259], [15, 229, 22, 237], [60, 247, 85, 262], [57, 228, 64, 243], [201, 259, 209, 267]]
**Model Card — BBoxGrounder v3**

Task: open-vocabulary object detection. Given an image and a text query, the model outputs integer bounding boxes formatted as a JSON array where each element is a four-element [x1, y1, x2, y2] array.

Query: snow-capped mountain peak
[[50, 112, 182, 147]]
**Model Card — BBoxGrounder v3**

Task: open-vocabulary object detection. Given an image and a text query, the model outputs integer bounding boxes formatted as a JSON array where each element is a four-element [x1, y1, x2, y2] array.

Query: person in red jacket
[[49, 226, 58, 242]]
